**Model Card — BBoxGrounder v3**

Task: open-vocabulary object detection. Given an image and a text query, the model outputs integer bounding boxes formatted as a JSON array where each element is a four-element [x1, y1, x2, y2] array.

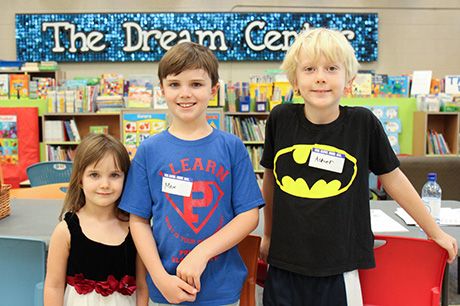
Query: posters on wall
[[0, 115, 18, 164]]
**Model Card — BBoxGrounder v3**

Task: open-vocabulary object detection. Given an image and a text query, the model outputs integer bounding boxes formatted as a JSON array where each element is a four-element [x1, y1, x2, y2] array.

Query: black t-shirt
[[260, 104, 400, 276]]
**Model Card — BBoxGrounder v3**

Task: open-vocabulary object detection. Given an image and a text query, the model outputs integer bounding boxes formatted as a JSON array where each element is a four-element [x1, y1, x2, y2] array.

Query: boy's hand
[[259, 235, 270, 263], [176, 249, 209, 292], [429, 232, 458, 264], [156, 274, 197, 304]]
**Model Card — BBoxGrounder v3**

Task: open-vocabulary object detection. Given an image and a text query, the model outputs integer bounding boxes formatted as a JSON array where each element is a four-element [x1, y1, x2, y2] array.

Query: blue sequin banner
[[15, 12, 378, 62]]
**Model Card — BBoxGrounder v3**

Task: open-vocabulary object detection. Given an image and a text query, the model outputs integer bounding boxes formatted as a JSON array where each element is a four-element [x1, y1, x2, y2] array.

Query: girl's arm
[[379, 168, 458, 263], [135, 254, 149, 306], [129, 214, 197, 304], [44, 221, 70, 306], [259, 168, 274, 263], [176, 206, 259, 291]]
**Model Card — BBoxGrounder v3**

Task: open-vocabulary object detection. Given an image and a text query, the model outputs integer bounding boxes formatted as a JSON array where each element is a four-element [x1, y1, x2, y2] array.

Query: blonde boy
[[259, 28, 457, 306], [120, 42, 264, 305]]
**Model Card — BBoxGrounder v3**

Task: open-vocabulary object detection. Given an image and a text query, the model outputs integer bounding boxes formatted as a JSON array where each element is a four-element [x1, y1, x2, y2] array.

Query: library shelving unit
[[0, 70, 66, 84], [42, 112, 121, 161], [412, 111, 459, 156], [225, 111, 269, 175]]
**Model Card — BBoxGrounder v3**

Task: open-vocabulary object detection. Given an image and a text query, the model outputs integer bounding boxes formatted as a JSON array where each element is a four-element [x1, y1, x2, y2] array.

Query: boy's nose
[[315, 71, 326, 83]]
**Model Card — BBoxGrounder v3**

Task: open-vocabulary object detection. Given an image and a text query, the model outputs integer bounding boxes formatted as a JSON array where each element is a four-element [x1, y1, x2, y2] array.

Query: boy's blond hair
[[281, 28, 359, 86]]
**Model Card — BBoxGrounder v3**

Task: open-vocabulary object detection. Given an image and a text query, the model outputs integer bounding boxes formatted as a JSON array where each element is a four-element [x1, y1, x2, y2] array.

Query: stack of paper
[[395, 207, 460, 226]]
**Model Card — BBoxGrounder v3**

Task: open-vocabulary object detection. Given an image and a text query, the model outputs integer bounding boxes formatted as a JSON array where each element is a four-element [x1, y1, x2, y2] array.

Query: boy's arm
[[379, 168, 458, 263], [43, 221, 70, 306], [135, 254, 149, 306], [129, 214, 197, 304], [259, 168, 274, 263], [176, 206, 259, 291]]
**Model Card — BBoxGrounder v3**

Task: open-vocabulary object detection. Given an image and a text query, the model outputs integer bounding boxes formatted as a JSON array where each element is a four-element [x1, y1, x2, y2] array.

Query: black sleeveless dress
[[63, 212, 137, 305]]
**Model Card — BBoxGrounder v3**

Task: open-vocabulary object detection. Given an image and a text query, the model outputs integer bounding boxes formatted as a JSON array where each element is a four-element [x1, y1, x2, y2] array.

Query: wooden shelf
[[412, 111, 459, 156]]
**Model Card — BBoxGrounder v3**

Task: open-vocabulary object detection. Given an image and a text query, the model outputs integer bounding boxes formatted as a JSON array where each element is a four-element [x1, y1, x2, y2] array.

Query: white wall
[[1, 0, 460, 82]]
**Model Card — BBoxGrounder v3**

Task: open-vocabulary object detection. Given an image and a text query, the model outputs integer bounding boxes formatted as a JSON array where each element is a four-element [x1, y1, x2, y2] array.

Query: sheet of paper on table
[[371, 209, 409, 232], [395, 207, 460, 226]]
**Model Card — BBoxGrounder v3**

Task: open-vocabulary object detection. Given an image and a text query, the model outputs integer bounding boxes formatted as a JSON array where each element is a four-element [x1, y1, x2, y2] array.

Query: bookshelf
[[225, 111, 268, 175], [412, 111, 459, 156], [0, 70, 65, 84], [42, 112, 120, 161]]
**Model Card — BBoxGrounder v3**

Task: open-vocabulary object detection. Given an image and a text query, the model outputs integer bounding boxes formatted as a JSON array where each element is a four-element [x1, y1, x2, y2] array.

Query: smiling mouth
[[178, 102, 195, 108]]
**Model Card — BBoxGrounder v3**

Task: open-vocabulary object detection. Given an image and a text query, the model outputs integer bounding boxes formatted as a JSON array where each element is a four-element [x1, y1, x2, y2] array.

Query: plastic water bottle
[[421, 173, 442, 224]]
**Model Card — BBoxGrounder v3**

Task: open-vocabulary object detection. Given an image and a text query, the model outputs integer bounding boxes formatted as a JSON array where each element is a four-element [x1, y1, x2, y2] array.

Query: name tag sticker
[[162, 174, 193, 197], [308, 148, 345, 173]]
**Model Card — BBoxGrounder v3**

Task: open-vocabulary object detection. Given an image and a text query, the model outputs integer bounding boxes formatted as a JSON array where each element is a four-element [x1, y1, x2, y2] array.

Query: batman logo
[[273, 144, 357, 199]]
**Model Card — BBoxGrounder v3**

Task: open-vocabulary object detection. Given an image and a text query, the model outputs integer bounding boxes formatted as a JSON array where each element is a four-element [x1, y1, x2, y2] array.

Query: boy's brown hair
[[158, 42, 219, 87]]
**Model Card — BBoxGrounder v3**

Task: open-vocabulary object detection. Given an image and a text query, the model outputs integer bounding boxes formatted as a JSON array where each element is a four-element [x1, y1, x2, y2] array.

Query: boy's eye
[[191, 82, 203, 87], [327, 66, 338, 72], [168, 82, 179, 88], [304, 67, 315, 72]]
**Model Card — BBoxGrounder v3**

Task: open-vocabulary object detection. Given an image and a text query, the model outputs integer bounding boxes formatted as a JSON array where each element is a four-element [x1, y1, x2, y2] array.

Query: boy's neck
[[168, 121, 213, 141], [304, 105, 340, 125]]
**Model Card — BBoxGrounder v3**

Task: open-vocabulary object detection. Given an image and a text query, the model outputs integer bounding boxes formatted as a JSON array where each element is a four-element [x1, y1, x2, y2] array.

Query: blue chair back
[[26, 161, 73, 187], [0, 236, 46, 306]]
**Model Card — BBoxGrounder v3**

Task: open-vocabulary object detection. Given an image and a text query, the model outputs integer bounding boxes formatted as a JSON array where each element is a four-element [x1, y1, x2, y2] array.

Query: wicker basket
[[0, 183, 11, 220]]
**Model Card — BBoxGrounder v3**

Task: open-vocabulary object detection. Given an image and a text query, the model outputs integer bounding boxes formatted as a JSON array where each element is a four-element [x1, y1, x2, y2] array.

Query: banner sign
[[16, 12, 378, 62]]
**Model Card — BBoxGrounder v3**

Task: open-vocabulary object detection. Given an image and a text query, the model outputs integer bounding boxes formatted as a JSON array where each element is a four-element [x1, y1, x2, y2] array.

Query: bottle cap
[[428, 173, 437, 180]]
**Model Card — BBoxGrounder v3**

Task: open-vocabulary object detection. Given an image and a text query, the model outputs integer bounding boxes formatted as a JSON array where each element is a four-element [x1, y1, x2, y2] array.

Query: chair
[[0, 236, 46, 306], [359, 235, 447, 306], [26, 161, 73, 187], [238, 234, 261, 306], [10, 182, 69, 199]]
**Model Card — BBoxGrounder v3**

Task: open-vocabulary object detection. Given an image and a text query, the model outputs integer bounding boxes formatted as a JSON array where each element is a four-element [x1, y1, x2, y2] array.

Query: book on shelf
[[100, 74, 124, 96], [89, 125, 109, 134], [0, 74, 9, 99], [96, 95, 124, 113], [69, 119, 81, 142], [63, 121, 75, 142], [351, 73, 372, 97], [127, 74, 155, 108], [47, 145, 76, 161], [427, 130, 451, 155], [388, 76, 410, 97], [9, 74, 29, 99]]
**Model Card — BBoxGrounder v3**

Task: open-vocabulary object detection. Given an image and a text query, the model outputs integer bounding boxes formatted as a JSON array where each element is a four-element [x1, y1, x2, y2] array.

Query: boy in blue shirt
[[120, 42, 264, 305], [259, 28, 457, 306]]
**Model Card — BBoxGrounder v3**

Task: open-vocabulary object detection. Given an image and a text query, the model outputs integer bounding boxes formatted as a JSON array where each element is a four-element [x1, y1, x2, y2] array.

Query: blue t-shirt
[[120, 128, 264, 305]]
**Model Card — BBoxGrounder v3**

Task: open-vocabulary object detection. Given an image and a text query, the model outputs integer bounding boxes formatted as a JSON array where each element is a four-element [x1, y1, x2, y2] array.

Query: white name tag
[[162, 174, 193, 197], [308, 148, 345, 173]]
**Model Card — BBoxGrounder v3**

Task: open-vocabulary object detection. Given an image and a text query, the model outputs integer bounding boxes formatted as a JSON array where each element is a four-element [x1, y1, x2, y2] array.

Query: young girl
[[44, 133, 148, 306]]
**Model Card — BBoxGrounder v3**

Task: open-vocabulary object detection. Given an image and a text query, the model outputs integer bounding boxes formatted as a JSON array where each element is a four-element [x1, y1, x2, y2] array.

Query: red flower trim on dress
[[67, 274, 136, 296]]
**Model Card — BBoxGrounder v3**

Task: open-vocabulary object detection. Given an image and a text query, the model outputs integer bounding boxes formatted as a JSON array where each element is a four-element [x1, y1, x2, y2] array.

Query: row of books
[[46, 145, 76, 161], [0, 60, 59, 72], [247, 145, 264, 171], [225, 116, 266, 142], [44, 119, 81, 143], [0, 74, 57, 100], [427, 129, 451, 155]]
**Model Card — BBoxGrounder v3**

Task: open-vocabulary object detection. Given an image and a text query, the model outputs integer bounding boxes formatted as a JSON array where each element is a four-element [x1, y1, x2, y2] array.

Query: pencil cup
[[256, 100, 267, 112], [239, 96, 250, 112]]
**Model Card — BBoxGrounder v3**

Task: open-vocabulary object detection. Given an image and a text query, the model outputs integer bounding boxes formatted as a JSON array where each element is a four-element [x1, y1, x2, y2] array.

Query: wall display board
[[0, 107, 40, 187], [16, 13, 378, 62]]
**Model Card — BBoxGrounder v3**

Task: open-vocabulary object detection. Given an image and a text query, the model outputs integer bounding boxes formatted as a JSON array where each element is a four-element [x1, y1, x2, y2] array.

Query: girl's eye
[[111, 173, 120, 178], [89, 173, 99, 178]]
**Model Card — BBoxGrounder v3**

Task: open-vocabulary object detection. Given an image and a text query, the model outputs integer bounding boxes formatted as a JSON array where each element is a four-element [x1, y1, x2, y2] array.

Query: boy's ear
[[160, 83, 165, 97], [210, 83, 219, 99]]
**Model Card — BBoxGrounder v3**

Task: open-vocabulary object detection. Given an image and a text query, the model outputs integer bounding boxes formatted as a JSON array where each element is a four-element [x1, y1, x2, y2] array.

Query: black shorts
[[263, 265, 362, 306]]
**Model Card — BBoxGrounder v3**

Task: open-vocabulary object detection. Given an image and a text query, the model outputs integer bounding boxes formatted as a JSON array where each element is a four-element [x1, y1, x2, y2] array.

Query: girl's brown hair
[[59, 133, 131, 220]]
